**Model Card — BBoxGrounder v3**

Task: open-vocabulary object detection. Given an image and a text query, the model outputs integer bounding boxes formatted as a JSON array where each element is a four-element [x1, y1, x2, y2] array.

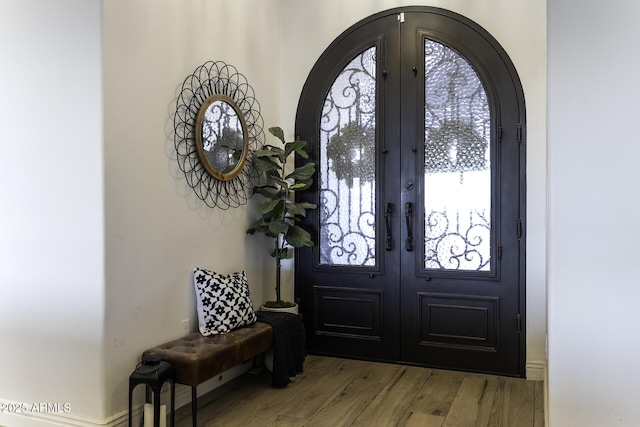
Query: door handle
[[405, 202, 413, 252], [385, 203, 394, 251]]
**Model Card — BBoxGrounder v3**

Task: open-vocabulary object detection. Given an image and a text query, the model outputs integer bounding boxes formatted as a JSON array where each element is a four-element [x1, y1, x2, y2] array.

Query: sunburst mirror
[[174, 61, 264, 209]]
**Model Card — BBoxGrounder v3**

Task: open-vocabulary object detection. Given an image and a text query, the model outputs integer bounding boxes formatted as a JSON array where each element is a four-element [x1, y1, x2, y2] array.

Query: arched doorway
[[295, 7, 526, 376]]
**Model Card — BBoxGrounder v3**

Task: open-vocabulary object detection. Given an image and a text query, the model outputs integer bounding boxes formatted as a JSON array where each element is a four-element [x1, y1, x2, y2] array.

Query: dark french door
[[295, 7, 526, 376]]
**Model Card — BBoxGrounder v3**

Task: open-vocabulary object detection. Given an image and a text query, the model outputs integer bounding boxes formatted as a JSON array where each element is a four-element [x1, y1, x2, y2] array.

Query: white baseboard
[[0, 404, 119, 427], [0, 359, 256, 427], [526, 359, 546, 381]]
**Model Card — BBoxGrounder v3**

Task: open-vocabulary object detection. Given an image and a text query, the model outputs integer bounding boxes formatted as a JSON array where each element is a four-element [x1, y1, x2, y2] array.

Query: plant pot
[[260, 303, 299, 371], [260, 303, 299, 315]]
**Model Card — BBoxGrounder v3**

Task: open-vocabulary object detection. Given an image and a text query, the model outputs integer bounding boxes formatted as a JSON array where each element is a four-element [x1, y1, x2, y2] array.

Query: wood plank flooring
[[175, 355, 544, 427]]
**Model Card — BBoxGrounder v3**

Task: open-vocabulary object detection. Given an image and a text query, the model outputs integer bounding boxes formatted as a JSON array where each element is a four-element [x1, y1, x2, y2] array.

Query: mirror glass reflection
[[197, 96, 248, 180]]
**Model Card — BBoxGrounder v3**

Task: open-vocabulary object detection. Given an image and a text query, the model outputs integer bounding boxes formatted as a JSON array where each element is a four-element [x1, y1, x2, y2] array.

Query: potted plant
[[247, 127, 317, 311]]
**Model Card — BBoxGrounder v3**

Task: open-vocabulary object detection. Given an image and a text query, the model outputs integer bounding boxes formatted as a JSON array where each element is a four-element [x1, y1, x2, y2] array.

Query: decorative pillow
[[193, 267, 257, 335]]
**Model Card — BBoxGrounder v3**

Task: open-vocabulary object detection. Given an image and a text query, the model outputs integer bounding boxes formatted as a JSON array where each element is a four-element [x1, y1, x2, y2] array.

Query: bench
[[142, 321, 273, 427]]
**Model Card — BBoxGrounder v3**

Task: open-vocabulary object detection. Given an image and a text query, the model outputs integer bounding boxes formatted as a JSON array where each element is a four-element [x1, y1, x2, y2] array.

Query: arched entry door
[[295, 6, 526, 376]]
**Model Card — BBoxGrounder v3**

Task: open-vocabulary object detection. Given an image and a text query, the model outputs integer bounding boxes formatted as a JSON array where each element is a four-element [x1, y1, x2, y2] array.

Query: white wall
[[547, 0, 640, 425], [0, 0, 106, 425], [102, 0, 281, 422], [0, 0, 282, 425], [278, 0, 548, 377]]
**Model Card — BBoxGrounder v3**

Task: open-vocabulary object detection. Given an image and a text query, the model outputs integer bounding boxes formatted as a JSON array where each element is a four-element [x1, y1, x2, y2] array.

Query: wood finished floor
[[175, 355, 544, 427]]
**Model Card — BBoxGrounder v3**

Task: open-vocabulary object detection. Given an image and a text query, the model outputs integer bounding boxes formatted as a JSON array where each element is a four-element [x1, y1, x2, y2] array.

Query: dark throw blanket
[[256, 310, 306, 387]]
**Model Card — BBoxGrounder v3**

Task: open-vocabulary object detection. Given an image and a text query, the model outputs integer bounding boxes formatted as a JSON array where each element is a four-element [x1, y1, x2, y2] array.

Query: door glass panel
[[423, 39, 491, 271], [319, 46, 376, 266]]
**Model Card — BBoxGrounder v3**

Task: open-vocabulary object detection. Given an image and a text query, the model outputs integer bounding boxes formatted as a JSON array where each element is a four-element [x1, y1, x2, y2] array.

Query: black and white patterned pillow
[[193, 267, 257, 335]]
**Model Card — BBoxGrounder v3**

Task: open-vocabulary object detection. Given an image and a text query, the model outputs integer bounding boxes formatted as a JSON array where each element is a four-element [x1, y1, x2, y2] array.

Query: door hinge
[[497, 246, 503, 260], [516, 314, 522, 333], [517, 219, 522, 239], [497, 127, 503, 143], [516, 124, 523, 144], [398, 12, 405, 23]]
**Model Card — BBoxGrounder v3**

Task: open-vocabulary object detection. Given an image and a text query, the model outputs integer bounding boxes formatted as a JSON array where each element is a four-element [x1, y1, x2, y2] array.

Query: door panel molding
[[417, 293, 499, 351], [313, 285, 384, 340]]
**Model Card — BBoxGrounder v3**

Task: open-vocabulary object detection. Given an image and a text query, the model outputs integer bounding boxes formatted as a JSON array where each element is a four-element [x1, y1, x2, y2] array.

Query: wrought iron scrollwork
[[319, 46, 377, 266], [422, 39, 492, 272], [319, 189, 375, 266], [173, 61, 264, 209], [424, 209, 491, 270]]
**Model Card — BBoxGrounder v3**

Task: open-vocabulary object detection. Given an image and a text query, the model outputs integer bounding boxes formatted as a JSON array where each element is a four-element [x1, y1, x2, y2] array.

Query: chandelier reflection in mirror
[[174, 61, 264, 209]]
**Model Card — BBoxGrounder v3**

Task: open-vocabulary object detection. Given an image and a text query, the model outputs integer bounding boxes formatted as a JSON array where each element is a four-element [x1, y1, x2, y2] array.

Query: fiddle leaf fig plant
[[247, 127, 317, 307]]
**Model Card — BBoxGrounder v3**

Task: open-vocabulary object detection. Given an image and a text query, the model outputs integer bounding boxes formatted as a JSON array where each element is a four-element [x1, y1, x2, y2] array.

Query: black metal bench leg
[[170, 380, 176, 427], [192, 386, 197, 427]]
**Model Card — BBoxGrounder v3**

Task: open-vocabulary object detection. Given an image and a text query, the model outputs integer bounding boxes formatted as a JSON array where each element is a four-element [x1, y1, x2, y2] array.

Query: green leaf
[[253, 185, 279, 199], [290, 179, 312, 191], [270, 175, 289, 192], [271, 200, 286, 219], [246, 224, 269, 235], [285, 202, 304, 217], [296, 149, 309, 159], [269, 127, 286, 144], [268, 220, 288, 235], [285, 225, 314, 247], [258, 199, 282, 215], [265, 145, 283, 154], [284, 140, 307, 157], [270, 247, 289, 259], [262, 145, 285, 163], [286, 201, 317, 217], [254, 157, 279, 172], [255, 146, 285, 167], [299, 202, 317, 209], [296, 202, 317, 213], [280, 248, 290, 259], [253, 149, 275, 157], [286, 162, 316, 181]]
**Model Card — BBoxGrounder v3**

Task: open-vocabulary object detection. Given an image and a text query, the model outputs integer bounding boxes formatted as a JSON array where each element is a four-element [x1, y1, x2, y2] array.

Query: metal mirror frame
[[195, 94, 249, 181], [174, 61, 264, 209]]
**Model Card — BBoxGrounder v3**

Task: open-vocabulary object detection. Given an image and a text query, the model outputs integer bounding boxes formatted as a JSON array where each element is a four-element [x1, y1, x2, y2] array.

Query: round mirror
[[195, 94, 249, 181]]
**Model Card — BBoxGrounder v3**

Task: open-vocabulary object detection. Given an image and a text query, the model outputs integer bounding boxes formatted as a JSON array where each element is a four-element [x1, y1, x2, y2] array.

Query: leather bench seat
[[142, 321, 273, 386]]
